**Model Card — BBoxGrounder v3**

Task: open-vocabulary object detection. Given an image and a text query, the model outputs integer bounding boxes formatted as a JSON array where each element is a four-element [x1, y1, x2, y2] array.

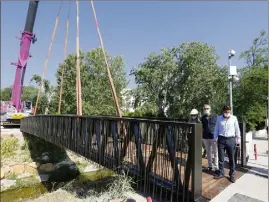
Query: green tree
[[1, 87, 12, 101], [234, 30, 268, 130], [1, 86, 38, 103], [30, 74, 54, 114], [131, 42, 228, 118], [234, 66, 268, 130], [21, 86, 38, 102], [30, 74, 51, 94], [50, 48, 127, 115], [240, 30, 268, 67]]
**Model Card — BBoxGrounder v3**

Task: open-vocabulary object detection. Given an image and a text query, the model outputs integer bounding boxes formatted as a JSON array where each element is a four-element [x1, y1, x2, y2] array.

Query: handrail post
[[239, 122, 247, 167], [191, 123, 202, 201]]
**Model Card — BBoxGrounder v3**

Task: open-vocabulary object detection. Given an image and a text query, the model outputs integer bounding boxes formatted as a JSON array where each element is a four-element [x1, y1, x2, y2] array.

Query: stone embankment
[[0, 129, 101, 190]]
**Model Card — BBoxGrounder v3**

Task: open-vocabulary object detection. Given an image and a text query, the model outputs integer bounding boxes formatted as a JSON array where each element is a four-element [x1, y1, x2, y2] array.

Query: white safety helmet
[[190, 109, 199, 115]]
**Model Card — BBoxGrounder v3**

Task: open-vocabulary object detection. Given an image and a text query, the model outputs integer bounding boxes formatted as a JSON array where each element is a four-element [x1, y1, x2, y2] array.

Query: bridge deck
[[201, 159, 248, 200]]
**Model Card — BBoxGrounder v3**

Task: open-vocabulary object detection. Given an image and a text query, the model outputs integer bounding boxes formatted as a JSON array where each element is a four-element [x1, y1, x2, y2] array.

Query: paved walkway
[[210, 135, 268, 202]]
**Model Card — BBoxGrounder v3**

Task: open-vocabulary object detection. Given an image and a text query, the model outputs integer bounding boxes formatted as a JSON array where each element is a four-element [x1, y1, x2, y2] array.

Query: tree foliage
[[30, 74, 54, 114], [1, 87, 12, 101], [0, 85, 51, 114], [30, 74, 51, 94], [234, 30, 268, 130], [1, 86, 37, 103], [2, 30, 267, 131], [240, 30, 268, 67], [131, 42, 228, 118], [50, 48, 127, 115]]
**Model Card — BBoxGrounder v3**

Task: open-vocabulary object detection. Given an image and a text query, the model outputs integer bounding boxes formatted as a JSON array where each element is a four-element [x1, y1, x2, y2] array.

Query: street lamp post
[[228, 50, 237, 115]]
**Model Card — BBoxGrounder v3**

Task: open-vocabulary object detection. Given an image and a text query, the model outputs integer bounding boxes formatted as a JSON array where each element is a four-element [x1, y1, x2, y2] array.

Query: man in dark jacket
[[201, 104, 218, 171]]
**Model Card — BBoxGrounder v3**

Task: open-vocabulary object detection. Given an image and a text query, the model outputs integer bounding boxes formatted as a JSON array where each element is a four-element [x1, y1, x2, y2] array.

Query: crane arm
[[11, 1, 39, 112]]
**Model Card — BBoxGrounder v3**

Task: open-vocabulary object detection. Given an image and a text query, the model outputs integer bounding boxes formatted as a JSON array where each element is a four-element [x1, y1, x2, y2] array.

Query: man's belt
[[218, 135, 235, 140]]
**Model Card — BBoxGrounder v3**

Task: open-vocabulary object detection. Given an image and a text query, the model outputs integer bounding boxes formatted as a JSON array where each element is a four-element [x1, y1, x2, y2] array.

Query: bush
[[1, 137, 19, 158], [107, 171, 134, 199]]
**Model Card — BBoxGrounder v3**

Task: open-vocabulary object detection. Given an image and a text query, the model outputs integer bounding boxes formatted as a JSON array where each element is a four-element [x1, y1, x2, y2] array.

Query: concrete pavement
[[210, 135, 268, 202]]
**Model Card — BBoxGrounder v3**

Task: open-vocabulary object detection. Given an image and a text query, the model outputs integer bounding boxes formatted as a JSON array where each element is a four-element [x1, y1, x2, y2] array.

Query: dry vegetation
[[25, 171, 143, 202]]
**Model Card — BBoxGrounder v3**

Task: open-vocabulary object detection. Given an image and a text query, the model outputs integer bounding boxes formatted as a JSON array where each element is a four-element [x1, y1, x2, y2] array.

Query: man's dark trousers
[[218, 136, 236, 177]]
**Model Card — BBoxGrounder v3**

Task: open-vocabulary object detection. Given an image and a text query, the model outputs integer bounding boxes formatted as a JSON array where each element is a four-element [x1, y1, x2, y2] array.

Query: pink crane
[[1, 1, 39, 126]]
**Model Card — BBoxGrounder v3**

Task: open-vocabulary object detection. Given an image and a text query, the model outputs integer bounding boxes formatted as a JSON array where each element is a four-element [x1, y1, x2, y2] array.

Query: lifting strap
[[34, 1, 63, 115], [76, 0, 82, 115], [90, 0, 122, 117], [58, 1, 71, 114]]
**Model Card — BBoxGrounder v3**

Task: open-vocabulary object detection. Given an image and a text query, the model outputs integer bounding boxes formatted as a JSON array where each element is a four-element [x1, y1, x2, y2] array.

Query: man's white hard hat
[[190, 109, 199, 115]]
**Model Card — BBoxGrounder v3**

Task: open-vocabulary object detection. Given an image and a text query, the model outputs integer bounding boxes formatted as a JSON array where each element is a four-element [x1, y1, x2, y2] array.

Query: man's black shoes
[[246, 156, 249, 164], [230, 176, 236, 183], [214, 171, 236, 183], [202, 167, 212, 172], [214, 174, 224, 179]]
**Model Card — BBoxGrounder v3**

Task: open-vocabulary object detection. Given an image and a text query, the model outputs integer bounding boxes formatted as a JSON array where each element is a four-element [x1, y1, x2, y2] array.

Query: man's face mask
[[191, 115, 197, 120], [224, 111, 231, 118], [204, 107, 211, 115]]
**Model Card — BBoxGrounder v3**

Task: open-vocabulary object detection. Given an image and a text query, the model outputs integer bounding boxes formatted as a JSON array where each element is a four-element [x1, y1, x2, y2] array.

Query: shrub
[[1, 137, 19, 158]]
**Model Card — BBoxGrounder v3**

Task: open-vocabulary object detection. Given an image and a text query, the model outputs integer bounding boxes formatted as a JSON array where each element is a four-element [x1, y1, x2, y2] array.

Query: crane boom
[[1, 1, 39, 125], [11, 1, 39, 111]]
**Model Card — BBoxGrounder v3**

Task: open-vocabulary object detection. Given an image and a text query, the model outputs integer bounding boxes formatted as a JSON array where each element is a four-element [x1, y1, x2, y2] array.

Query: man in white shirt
[[213, 105, 241, 183]]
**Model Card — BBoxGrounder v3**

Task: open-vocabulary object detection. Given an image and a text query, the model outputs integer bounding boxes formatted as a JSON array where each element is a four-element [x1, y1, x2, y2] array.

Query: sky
[[1, 1, 268, 90]]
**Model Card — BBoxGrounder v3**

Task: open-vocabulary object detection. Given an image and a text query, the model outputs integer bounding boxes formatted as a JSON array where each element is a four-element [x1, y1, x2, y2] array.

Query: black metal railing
[[237, 122, 247, 167], [20, 115, 202, 202], [125, 116, 247, 167]]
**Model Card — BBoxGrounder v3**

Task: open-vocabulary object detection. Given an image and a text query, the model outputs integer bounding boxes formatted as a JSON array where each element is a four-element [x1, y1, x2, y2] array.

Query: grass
[[16, 177, 40, 188], [22, 154, 32, 163], [106, 171, 134, 199], [76, 169, 115, 184], [1, 178, 47, 202], [2, 166, 137, 202], [21, 139, 29, 151], [29, 170, 136, 202], [7, 176, 40, 191], [20, 149, 32, 162], [1, 137, 19, 158], [75, 161, 88, 173], [65, 170, 134, 199], [5, 172, 17, 180]]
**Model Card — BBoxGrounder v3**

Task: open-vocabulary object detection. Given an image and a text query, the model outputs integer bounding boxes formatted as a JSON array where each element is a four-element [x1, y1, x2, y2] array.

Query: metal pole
[[163, 74, 168, 117], [228, 57, 233, 114], [76, 0, 82, 115], [230, 76, 233, 114]]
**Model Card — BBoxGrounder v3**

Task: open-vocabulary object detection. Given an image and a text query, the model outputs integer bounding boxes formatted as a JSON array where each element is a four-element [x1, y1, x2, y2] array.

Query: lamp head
[[228, 49, 236, 57], [233, 76, 239, 81]]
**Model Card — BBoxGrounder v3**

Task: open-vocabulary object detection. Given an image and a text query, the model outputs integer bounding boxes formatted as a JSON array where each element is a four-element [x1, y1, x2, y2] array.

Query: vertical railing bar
[[240, 123, 247, 167], [85, 118, 89, 158]]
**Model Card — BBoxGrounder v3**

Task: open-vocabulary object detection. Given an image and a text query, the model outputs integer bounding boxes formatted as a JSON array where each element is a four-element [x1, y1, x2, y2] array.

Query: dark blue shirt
[[201, 114, 217, 139]]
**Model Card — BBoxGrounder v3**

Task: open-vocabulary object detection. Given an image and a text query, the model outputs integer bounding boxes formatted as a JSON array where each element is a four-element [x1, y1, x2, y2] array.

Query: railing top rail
[[122, 116, 189, 122], [24, 114, 196, 126]]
